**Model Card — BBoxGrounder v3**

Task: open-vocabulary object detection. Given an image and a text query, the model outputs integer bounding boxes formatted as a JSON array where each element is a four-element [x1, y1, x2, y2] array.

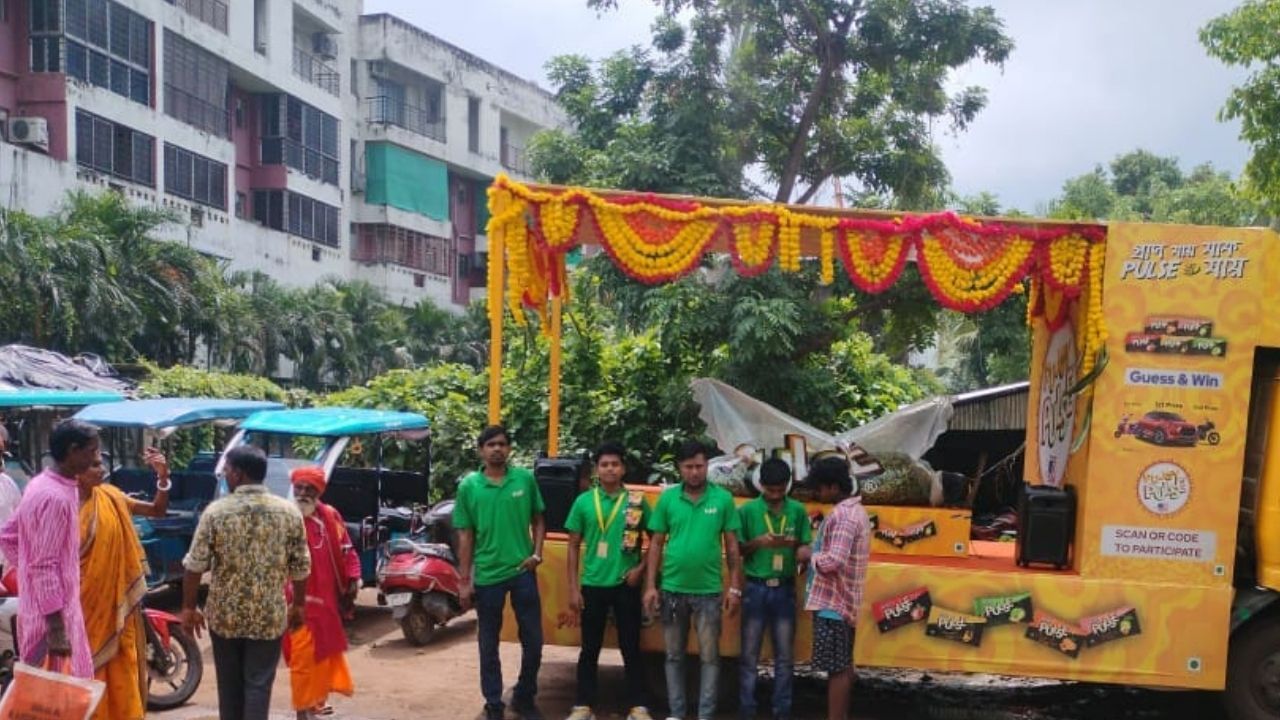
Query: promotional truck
[[480, 175, 1280, 720]]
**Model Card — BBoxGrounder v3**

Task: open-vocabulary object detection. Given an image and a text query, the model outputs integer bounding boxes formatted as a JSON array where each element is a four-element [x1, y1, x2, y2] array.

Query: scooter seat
[[386, 539, 455, 563]]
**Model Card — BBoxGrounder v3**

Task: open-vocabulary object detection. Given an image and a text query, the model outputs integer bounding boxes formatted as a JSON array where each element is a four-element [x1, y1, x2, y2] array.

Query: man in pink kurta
[[0, 420, 100, 678]]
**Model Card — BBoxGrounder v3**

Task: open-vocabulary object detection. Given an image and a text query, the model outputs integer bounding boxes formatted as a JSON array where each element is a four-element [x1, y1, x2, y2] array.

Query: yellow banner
[[1080, 223, 1272, 587], [507, 538, 1229, 690], [855, 559, 1230, 689]]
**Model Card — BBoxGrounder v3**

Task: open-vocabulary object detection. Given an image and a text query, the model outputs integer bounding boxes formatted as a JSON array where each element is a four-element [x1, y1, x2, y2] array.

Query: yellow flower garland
[[486, 174, 1110, 376]]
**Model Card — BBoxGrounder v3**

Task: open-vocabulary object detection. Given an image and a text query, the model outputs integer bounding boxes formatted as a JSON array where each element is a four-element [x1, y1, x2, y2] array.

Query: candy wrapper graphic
[[925, 605, 986, 647], [1144, 316, 1213, 338], [973, 592, 1034, 627], [1158, 335, 1192, 354], [1024, 611, 1087, 659], [1187, 337, 1227, 357], [1081, 606, 1141, 648], [874, 520, 937, 549], [872, 587, 931, 634], [1125, 333, 1161, 354]]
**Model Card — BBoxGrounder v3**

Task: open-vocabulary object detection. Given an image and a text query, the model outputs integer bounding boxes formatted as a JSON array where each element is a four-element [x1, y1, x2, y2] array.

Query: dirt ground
[[155, 588, 1224, 720]]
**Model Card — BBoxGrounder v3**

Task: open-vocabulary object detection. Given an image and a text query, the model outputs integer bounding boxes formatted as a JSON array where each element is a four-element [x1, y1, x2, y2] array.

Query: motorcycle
[[1198, 420, 1221, 446], [1114, 415, 1136, 438], [376, 500, 464, 646], [0, 566, 202, 709]]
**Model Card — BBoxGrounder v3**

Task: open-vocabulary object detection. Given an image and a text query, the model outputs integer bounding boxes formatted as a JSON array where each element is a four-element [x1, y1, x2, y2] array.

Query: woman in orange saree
[[78, 448, 171, 720]]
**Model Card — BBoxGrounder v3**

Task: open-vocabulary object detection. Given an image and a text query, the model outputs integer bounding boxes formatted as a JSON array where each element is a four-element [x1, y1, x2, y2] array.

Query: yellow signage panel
[[1079, 223, 1273, 587]]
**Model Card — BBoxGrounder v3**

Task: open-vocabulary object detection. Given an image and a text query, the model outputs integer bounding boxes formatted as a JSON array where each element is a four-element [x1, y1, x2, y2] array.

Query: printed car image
[[1130, 411, 1199, 447]]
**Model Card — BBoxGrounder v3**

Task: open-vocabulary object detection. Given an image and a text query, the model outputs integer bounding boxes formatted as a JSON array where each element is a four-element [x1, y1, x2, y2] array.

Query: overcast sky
[[364, 0, 1252, 213]]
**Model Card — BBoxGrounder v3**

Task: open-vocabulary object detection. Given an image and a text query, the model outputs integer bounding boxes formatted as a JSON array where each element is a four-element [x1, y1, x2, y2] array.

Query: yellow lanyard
[[594, 488, 626, 534], [763, 511, 787, 536]]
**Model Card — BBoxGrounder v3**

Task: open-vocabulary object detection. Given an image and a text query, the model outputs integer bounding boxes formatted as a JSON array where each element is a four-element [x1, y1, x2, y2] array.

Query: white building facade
[[0, 0, 565, 310]]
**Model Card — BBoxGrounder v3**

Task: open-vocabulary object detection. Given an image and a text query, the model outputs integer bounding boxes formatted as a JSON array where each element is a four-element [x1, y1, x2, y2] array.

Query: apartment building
[[0, 0, 566, 310]]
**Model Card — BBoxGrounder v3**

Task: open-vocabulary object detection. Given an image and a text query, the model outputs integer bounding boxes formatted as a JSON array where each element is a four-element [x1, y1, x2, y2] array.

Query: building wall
[[0, 0, 567, 314]]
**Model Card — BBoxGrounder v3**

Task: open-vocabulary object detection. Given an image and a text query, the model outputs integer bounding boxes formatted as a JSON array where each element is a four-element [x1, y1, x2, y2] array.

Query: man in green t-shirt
[[737, 459, 812, 720], [453, 425, 547, 720], [643, 440, 743, 720], [563, 442, 653, 720]]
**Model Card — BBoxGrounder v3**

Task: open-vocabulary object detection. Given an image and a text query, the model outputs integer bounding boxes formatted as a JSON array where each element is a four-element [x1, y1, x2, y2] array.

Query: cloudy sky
[[364, 0, 1252, 213]]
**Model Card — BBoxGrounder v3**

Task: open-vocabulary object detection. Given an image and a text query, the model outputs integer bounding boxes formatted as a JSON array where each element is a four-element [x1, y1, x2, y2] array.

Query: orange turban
[[291, 465, 327, 494]]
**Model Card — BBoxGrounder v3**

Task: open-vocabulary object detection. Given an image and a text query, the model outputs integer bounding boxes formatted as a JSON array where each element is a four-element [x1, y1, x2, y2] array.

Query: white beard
[[296, 498, 317, 517]]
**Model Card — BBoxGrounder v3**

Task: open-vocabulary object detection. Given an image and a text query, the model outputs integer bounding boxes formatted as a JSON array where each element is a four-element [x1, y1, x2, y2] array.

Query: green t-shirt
[[648, 483, 741, 595], [737, 497, 812, 580], [564, 486, 651, 587], [452, 466, 546, 586]]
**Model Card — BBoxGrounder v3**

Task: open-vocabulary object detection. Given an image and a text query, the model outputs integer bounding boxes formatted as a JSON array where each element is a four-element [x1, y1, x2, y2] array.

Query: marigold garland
[[485, 175, 1109, 374]]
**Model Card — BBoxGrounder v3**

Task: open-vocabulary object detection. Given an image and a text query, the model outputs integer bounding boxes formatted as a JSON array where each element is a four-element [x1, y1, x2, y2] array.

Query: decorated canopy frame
[[484, 175, 1108, 454]]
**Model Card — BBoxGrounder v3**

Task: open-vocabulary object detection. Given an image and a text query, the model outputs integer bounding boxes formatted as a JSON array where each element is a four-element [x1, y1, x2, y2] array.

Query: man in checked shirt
[[803, 456, 870, 720]]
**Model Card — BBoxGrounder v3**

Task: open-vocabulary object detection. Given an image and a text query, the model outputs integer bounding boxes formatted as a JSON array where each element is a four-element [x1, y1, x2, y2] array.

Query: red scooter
[[375, 500, 464, 646], [0, 567, 202, 709]]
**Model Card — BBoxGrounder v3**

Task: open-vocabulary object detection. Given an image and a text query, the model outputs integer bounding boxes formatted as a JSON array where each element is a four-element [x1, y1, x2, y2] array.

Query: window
[[164, 143, 226, 210], [467, 97, 480, 153], [163, 0, 227, 34], [251, 190, 339, 247], [164, 30, 230, 137], [75, 109, 154, 186], [45, 0, 152, 106], [352, 224, 452, 275], [258, 94, 340, 185]]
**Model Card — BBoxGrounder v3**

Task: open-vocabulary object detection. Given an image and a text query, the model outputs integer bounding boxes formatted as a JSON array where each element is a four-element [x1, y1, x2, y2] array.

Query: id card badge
[[772, 554, 784, 573], [597, 541, 610, 559]]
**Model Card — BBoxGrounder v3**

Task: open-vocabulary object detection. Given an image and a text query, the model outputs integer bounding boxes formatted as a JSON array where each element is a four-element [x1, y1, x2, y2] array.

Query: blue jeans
[[738, 581, 796, 718], [475, 571, 543, 710], [661, 591, 722, 719]]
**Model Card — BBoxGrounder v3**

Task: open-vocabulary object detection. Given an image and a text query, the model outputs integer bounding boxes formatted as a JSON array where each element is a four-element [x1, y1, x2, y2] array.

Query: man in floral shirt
[[182, 445, 311, 720], [804, 456, 870, 720]]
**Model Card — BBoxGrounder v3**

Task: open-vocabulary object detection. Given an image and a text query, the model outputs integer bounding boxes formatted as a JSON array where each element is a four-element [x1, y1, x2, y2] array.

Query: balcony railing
[[364, 96, 446, 144], [166, 0, 228, 33], [292, 46, 341, 97], [501, 142, 529, 175]]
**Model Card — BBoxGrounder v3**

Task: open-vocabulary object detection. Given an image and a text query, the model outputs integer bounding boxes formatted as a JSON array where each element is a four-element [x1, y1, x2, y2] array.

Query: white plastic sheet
[[691, 377, 953, 461]]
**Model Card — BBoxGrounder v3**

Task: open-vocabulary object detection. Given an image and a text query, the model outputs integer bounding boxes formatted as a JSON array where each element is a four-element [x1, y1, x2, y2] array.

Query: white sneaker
[[627, 709, 654, 720], [565, 707, 595, 720]]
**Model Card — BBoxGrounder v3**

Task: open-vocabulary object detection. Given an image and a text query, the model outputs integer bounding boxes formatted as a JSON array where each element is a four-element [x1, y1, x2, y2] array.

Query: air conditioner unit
[[369, 61, 390, 78], [7, 117, 49, 151], [312, 32, 336, 59]]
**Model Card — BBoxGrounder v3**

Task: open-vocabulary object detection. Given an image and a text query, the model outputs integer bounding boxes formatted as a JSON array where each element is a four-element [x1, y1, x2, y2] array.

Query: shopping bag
[[0, 660, 105, 720]]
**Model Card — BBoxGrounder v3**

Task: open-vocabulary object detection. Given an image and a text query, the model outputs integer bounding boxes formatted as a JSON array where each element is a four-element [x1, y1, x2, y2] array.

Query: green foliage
[[1049, 151, 1263, 226], [0, 192, 485, 390], [135, 362, 300, 469], [1202, 0, 1280, 214]]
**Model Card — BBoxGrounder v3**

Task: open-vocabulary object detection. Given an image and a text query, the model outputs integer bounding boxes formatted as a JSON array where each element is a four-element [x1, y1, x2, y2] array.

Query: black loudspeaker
[[534, 456, 590, 533], [1016, 484, 1076, 570]]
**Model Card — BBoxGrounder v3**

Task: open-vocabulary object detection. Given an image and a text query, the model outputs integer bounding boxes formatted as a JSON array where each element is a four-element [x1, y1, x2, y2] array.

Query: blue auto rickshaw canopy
[[239, 407, 430, 437], [74, 397, 285, 429], [0, 389, 126, 409]]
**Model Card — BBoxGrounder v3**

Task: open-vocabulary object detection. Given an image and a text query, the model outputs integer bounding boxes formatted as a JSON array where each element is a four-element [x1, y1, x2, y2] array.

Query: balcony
[[292, 46, 341, 97], [501, 142, 529, 175], [165, 0, 228, 33], [365, 96, 445, 144]]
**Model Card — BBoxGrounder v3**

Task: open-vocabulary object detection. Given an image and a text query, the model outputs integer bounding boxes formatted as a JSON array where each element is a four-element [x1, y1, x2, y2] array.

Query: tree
[[586, 0, 1012, 205], [1049, 151, 1262, 226], [1202, 0, 1280, 214]]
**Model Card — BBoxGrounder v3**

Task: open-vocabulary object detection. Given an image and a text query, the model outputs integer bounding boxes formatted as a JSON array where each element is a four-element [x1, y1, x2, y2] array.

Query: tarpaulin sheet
[[690, 377, 952, 461], [0, 345, 133, 392], [364, 142, 449, 221]]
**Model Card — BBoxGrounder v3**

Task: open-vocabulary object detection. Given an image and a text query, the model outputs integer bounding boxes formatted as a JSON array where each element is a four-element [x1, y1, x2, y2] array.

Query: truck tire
[[1225, 615, 1280, 720]]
